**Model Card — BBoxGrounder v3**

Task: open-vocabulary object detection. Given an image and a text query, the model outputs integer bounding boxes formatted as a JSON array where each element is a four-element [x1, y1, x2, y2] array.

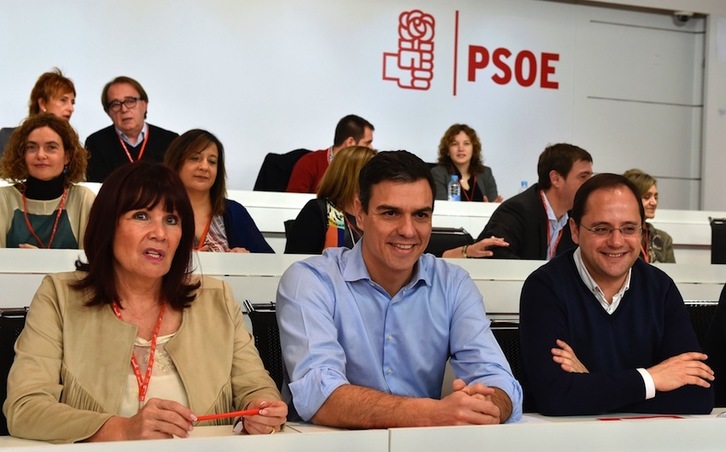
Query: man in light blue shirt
[[277, 150, 522, 428]]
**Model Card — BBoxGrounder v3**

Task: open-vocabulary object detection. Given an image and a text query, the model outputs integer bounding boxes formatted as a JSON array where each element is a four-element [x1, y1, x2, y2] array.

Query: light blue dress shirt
[[276, 242, 522, 422]]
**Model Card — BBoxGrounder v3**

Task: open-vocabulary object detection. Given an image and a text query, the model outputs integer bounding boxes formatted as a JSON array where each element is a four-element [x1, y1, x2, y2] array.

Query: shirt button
[[387, 335, 393, 341], [387, 368, 392, 375]]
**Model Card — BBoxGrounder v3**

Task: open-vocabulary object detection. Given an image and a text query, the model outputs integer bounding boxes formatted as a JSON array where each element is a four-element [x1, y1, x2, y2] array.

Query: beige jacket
[[3, 272, 280, 443]]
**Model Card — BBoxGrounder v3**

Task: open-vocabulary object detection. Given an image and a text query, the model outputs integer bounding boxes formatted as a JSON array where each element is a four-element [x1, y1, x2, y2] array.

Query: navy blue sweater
[[520, 249, 713, 415], [223, 199, 273, 253]]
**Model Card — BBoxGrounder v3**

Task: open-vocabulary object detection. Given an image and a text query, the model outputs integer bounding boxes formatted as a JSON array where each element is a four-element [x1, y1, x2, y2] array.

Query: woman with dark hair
[[431, 124, 503, 202], [3, 162, 286, 443], [285, 146, 376, 254], [0, 68, 76, 153], [164, 129, 273, 253], [0, 113, 93, 248]]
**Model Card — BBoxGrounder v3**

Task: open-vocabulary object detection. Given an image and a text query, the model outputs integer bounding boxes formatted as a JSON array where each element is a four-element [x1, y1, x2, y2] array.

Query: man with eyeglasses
[[519, 173, 714, 416], [85, 76, 178, 182]]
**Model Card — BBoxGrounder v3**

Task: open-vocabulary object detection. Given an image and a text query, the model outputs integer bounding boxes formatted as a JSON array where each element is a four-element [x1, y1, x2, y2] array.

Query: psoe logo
[[382, 10, 435, 91]]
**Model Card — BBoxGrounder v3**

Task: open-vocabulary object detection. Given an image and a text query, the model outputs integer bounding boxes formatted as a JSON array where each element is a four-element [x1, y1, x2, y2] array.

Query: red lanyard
[[118, 128, 149, 163], [22, 188, 68, 249], [111, 302, 167, 403], [461, 175, 477, 202], [196, 216, 213, 251], [539, 190, 564, 259]]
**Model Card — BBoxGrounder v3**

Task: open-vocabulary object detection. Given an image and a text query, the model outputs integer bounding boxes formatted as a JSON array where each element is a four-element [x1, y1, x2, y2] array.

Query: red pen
[[196, 408, 261, 422], [598, 415, 683, 421]]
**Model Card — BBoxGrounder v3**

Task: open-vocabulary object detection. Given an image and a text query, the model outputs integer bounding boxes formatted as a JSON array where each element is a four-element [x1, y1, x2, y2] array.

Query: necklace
[[21, 188, 68, 248]]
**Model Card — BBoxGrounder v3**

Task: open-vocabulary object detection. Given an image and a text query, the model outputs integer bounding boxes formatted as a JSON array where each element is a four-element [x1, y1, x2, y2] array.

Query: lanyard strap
[[111, 302, 167, 403], [539, 190, 564, 259], [22, 188, 68, 249], [118, 128, 150, 163], [196, 216, 213, 251], [461, 175, 477, 202]]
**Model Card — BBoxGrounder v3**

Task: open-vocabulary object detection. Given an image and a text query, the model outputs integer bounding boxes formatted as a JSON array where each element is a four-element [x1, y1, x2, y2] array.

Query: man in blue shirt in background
[[277, 150, 522, 428]]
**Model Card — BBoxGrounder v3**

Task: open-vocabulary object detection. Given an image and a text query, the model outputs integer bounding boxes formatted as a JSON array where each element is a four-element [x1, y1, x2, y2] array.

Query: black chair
[[490, 320, 521, 381], [245, 302, 284, 391], [685, 301, 718, 350], [710, 218, 726, 264], [253, 148, 312, 192], [0, 307, 28, 436], [424, 227, 473, 257]]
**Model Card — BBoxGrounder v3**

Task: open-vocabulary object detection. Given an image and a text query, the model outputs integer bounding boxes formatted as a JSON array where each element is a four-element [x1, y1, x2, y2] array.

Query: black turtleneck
[[21, 175, 66, 200]]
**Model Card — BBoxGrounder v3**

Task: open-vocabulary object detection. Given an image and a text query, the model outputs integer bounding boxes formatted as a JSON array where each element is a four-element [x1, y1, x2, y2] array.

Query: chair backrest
[[490, 320, 521, 382], [247, 307, 284, 391], [253, 148, 312, 192], [685, 301, 718, 350], [0, 307, 28, 436], [424, 227, 473, 257]]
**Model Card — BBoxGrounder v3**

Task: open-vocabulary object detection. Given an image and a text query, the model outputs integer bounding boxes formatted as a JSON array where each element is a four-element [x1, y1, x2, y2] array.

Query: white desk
[[1, 249, 725, 316], [389, 413, 726, 452], [0, 423, 388, 451]]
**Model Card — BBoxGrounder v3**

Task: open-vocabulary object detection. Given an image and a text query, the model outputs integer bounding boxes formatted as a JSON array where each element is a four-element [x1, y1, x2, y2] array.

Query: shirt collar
[[572, 247, 631, 314], [341, 240, 431, 293], [115, 122, 148, 147], [541, 189, 568, 225]]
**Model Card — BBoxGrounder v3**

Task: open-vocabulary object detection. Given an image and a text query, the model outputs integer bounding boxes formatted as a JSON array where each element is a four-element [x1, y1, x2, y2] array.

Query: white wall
[[1, 0, 721, 209]]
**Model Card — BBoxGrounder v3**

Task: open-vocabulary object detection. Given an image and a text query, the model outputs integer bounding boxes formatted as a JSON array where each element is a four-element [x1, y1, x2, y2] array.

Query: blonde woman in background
[[285, 146, 376, 254], [623, 168, 675, 263]]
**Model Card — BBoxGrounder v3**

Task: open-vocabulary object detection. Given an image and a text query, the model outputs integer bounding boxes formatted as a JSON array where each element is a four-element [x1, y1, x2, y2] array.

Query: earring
[[63, 165, 69, 175]]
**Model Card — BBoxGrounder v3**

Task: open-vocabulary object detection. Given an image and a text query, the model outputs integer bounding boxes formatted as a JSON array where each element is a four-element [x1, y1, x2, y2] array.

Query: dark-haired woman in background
[[3, 162, 286, 443], [164, 129, 273, 253], [0, 113, 93, 248], [431, 124, 503, 203]]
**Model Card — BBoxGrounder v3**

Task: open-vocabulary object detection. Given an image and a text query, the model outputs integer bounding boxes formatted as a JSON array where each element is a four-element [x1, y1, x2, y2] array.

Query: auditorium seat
[[491, 320, 521, 381], [253, 149, 311, 192], [685, 301, 718, 350], [245, 302, 284, 391], [0, 307, 28, 436]]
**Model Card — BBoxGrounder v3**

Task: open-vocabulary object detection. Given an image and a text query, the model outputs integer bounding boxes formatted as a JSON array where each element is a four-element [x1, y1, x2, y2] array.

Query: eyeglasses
[[107, 97, 141, 112], [581, 224, 642, 237]]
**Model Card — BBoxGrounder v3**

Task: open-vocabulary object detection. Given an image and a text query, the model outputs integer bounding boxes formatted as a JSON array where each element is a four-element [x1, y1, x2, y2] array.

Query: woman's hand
[[18, 243, 39, 249], [88, 398, 196, 441], [228, 247, 251, 253], [241, 400, 288, 434]]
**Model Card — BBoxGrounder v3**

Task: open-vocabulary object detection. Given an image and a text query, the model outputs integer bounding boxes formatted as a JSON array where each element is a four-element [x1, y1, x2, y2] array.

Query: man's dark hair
[[537, 143, 592, 189], [333, 114, 374, 147], [571, 173, 645, 226], [358, 150, 435, 213]]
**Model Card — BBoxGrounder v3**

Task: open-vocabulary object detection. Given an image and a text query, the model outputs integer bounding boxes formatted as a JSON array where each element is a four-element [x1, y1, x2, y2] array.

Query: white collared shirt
[[115, 122, 148, 147], [571, 247, 655, 399], [540, 190, 569, 260]]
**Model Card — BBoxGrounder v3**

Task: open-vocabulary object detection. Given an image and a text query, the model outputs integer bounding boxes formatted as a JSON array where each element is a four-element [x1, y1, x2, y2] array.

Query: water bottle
[[518, 180, 528, 194], [448, 175, 461, 201]]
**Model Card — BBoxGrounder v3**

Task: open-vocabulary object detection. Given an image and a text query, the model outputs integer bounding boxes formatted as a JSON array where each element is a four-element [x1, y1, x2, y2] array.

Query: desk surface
[[2, 414, 725, 451]]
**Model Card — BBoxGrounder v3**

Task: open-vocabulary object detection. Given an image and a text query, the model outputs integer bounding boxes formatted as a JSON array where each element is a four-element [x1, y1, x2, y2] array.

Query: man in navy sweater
[[520, 173, 714, 415]]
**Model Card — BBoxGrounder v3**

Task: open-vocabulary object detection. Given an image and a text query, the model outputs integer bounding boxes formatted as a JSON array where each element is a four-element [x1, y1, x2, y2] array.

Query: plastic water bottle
[[448, 175, 461, 201], [518, 180, 528, 194]]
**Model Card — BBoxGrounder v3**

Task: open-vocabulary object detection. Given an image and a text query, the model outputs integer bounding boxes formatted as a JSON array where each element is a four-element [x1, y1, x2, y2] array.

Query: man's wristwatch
[[462, 244, 469, 258]]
